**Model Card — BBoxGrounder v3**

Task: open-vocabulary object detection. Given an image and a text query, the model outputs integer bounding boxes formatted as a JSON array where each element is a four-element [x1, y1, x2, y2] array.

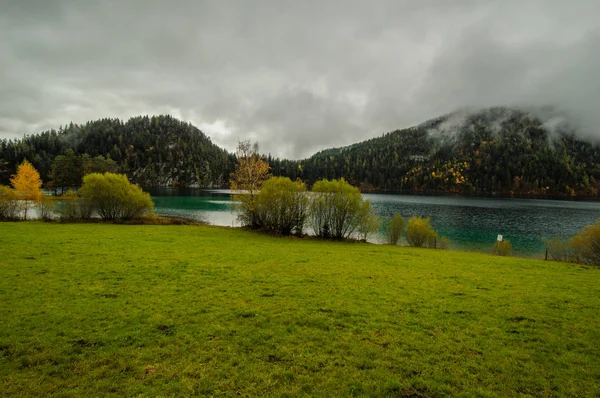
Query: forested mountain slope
[[0, 115, 234, 187], [269, 107, 600, 196], [2, 107, 599, 197]]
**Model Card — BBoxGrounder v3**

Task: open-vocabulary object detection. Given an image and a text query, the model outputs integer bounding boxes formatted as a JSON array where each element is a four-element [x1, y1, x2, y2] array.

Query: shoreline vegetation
[[2, 156, 600, 264], [1, 222, 599, 396]]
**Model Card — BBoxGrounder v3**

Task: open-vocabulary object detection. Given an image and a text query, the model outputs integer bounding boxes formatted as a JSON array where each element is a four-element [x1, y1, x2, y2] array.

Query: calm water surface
[[147, 188, 600, 257]]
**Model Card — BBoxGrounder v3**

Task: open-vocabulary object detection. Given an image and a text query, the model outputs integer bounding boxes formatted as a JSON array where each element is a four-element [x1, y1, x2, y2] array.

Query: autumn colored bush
[[405, 216, 438, 248], [543, 237, 573, 262], [438, 236, 451, 250], [570, 221, 600, 265], [493, 240, 513, 256], [543, 222, 600, 265], [230, 141, 271, 229]]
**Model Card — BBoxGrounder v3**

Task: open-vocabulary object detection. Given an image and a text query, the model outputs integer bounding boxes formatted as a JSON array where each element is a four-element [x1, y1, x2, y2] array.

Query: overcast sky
[[1, 1, 599, 159]]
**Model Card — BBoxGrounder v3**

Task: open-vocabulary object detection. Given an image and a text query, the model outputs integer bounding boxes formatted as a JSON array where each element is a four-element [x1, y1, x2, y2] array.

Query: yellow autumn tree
[[230, 140, 270, 228], [10, 159, 43, 220]]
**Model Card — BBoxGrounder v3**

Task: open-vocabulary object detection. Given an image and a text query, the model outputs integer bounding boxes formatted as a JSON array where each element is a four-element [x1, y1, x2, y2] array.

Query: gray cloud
[[1, 0, 599, 158]]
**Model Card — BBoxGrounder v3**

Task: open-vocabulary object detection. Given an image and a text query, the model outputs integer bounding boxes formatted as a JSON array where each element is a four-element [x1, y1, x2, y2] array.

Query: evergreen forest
[[2, 107, 599, 197]]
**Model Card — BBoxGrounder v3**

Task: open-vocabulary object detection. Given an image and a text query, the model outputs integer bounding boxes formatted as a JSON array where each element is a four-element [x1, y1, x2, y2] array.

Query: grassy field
[[0, 223, 599, 397]]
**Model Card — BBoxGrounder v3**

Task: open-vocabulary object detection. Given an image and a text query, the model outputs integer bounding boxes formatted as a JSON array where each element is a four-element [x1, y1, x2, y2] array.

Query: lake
[[147, 187, 600, 257]]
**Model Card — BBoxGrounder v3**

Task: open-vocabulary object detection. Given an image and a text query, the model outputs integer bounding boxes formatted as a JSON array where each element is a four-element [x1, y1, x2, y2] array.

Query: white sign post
[[497, 234, 503, 241]]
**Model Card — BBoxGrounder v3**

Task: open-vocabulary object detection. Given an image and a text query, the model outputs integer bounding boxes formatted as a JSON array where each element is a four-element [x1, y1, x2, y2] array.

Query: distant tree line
[[266, 108, 600, 197], [2, 108, 600, 197], [0, 115, 234, 188], [49, 149, 118, 194]]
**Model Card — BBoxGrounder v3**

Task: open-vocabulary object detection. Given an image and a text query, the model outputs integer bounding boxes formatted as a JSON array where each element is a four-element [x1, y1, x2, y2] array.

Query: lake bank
[[147, 188, 600, 257]]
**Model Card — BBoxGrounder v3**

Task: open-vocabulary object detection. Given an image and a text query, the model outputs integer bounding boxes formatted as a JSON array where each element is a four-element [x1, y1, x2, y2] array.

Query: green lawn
[[0, 223, 599, 397]]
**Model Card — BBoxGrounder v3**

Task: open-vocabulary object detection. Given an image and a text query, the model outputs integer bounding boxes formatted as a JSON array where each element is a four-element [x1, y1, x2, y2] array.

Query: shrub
[[79, 173, 154, 221], [253, 177, 309, 236], [493, 240, 512, 256], [427, 234, 438, 248], [58, 189, 79, 221], [385, 214, 404, 245], [438, 236, 450, 250], [38, 197, 56, 221], [405, 216, 437, 247], [0, 185, 19, 220], [570, 221, 600, 265], [77, 197, 94, 220], [56, 189, 93, 221], [309, 178, 366, 239], [230, 141, 270, 229], [543, 237, 574, 262], [543, 222, 600, 265], [357, 201, 381, 241]]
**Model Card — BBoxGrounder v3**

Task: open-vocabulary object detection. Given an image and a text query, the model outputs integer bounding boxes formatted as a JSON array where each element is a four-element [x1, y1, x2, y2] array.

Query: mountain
[[0, 115, 234, 187], [269, 106, 600, 197], [2, 107, 600, 197]]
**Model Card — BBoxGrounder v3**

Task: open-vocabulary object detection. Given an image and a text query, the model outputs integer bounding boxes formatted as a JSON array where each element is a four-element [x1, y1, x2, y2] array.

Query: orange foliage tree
[[229, 141, 270, 228], [10, 160, 43, 220]]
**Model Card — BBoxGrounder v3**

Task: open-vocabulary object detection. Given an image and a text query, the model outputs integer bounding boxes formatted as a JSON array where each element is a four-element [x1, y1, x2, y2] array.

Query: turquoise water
[[149, 188, 237, 227], [147, 188, 600, 257], [365, 194, 600, 256]]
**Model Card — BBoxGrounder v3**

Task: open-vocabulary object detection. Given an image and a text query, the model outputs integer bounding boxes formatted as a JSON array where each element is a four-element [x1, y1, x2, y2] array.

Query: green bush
[[79, 173, 154, 221], [385, 214, 404, 245], [253, 177, 309, 236], [0, 185, 19, 220], [309, 178, 366, 239], [405, 216, 437, 247], [493, 240, 512, 256]]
